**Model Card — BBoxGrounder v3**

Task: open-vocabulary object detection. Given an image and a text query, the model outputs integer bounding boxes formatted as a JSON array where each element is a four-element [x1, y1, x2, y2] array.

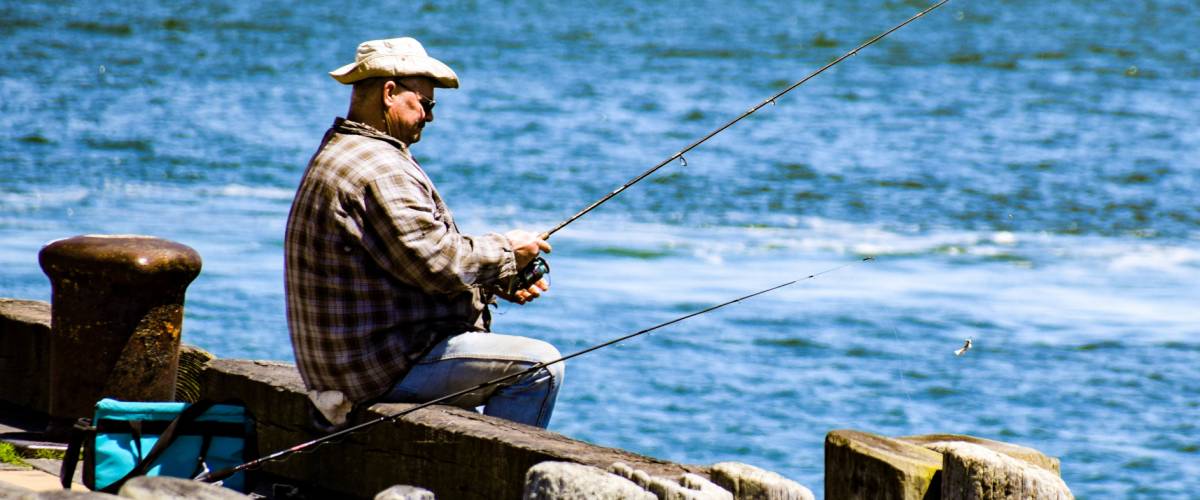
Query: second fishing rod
[[506, 0, 951, 292], [196, 257, 873, 484]]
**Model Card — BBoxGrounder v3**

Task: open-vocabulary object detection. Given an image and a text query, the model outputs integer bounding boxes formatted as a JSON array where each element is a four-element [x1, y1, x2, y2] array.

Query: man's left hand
[[498, 278, 549, 305]]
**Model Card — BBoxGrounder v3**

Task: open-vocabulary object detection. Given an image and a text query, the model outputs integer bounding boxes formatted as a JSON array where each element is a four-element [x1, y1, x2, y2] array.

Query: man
[[285, 37, 562, 429]]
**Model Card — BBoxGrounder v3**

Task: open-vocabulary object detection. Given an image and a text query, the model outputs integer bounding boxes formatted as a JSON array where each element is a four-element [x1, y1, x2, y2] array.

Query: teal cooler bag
[[62, 398, 255, 493]]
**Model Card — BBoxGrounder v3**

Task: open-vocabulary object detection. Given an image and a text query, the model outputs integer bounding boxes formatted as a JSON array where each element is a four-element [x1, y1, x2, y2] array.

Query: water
[[2, 0, 1198, 496]]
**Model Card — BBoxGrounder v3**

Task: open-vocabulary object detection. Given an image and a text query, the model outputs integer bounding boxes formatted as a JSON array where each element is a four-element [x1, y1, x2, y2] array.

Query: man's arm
[[360, 171, 537, 295]]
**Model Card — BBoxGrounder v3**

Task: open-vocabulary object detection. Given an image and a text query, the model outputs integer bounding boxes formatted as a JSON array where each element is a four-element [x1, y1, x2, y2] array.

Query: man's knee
[[519, 337, 564, 382]]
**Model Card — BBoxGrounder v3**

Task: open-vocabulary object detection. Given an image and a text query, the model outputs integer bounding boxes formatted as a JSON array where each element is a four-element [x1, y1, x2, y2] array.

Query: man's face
[[384, 77, 436, 145]]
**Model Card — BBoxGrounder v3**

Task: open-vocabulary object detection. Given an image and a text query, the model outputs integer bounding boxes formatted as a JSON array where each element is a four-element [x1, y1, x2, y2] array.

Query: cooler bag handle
[[60, 418, 95, 490]]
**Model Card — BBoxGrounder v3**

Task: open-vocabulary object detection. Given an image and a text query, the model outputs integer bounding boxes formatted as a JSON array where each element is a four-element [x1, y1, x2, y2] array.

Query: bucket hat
[[329, 37, 459, 88]]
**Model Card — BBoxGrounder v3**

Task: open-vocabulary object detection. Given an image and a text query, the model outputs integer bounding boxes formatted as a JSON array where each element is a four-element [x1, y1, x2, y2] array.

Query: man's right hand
[[505, 229, 552, 270]]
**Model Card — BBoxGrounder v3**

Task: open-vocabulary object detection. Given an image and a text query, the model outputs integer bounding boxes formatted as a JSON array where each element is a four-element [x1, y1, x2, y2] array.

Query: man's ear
[[381, 79, 398, 107]]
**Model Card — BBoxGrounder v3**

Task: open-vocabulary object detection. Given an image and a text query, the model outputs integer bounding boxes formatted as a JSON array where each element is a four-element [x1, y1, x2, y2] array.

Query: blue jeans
[[382, 331, 564, 428]]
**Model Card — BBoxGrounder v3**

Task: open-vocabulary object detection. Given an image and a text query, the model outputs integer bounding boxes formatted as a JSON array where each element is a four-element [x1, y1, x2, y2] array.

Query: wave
[[207, 184, 296, 200], [527, 216, 1196, 274], [0, 187, 90, 211]]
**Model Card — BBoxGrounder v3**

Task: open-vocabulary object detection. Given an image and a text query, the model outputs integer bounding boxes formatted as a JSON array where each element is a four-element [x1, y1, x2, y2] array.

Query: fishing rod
[[196, 257, 873, 484], [508, 0, 949, 290], [201, 0, 943, 484]]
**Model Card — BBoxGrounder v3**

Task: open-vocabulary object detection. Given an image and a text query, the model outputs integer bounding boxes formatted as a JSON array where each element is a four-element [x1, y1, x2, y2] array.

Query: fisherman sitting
[[284, 37, 562, 429]]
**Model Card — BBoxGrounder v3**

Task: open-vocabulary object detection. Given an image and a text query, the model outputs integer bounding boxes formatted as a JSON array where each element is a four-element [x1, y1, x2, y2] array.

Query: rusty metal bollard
[[39, 235, 202, 437]]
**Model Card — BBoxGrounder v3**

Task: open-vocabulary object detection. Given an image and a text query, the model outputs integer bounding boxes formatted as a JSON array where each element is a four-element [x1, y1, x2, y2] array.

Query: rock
[[930, 442, 1073, 500], [608, 462, 652, 489], [709, 462, 813, 500], [610, 462, 733, 500], [824, 429, 942, 500], [117, 476, 251, 499], [524, 461, 653, 500], [375, 485, 435, 500], [680, 473, 734, 499], [899, 434, 1061, 475]]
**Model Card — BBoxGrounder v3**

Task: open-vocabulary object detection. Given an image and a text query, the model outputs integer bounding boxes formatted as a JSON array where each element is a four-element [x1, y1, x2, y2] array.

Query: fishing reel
[[507, 256, 550, 297]]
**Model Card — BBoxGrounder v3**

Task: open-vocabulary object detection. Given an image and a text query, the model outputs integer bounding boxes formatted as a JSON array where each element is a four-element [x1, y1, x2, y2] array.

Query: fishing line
[[196, 257, 874, 484], [890, 326, 917, 413]]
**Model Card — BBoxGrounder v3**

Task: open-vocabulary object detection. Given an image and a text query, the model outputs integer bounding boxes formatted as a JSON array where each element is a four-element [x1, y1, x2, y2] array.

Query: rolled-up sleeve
[[361, 171, 517, 294]]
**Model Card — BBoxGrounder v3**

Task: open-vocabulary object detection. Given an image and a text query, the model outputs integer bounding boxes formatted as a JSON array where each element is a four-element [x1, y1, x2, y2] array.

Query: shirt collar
[[332, 117, 410, 152]]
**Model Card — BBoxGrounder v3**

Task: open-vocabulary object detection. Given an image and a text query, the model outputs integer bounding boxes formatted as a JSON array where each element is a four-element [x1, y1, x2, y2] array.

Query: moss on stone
[[0, 443, 28, 467]]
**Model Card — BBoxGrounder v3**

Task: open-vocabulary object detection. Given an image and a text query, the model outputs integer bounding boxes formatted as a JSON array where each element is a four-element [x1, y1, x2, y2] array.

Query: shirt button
[[343, 245, 352, 252]]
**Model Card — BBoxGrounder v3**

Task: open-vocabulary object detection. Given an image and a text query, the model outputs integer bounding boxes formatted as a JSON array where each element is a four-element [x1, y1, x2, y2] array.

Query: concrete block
[[899, 434, 1061, 475], [0, 299, 52, 413], [524, 461, 653, 500], [374, 485, 435, 500], [198, 359, 706, 499], [709, 462, 813, 500], [118, 475, 251, 499], [824, 429, 942, 500], [931, 442, 1072, 500]]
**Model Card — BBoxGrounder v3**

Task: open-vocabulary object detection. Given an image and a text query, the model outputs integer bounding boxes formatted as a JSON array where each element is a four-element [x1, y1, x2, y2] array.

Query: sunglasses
[[395, 80, 436, 115]]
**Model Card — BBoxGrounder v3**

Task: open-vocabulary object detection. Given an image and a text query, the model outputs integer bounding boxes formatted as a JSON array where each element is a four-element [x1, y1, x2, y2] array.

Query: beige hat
[[329, 37, 459, 88]]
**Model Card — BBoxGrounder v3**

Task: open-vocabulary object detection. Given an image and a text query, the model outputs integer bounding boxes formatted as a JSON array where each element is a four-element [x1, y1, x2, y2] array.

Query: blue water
[[2, 0, 1198, 496]]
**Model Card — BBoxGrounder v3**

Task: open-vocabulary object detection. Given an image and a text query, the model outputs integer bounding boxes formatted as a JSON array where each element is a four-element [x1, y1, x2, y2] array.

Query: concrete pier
[[1, 293, 1070, 499]]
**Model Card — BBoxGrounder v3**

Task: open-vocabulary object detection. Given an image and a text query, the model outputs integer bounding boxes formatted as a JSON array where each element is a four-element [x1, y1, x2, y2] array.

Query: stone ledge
[[199, 358, 706, 499], [0, 299, 52, 414], [933, 442, 1072, 499], [899, 433, 1061, 475], [825, 429, 942, 500]]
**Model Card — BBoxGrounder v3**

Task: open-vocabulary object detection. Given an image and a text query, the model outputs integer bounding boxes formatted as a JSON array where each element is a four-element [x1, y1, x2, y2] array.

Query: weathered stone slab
[[899, 434, 1061, 475], [709, 462, 813, 500], [199, 359, 707, 499], [525, 461, 653, 500], [374, 485, 435, 500], [610, 462, 732, 500], [0, 299, 52, 413], [931, 442, 1072, 500], [825, 429, 942, 500], [681, 473, 735, 500], [0, 485, 118, 500], [0, 478, 34, 499], [118, 475, 251, 499]]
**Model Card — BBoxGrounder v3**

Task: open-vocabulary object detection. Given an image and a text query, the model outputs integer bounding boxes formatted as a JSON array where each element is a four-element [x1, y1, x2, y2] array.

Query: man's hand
[[497, 278, 550, 305], [505, 230, 552, 270]]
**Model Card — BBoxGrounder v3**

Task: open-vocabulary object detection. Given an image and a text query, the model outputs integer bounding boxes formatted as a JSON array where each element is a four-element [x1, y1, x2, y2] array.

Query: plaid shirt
[[285, 118, 517, 403]]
